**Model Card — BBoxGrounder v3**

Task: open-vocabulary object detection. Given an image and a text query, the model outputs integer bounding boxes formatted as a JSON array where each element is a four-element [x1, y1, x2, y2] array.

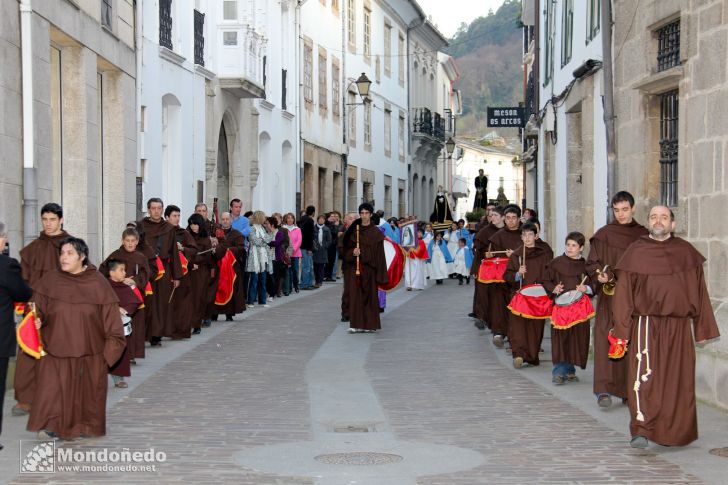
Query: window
[[543, 0, 553, 84], [384, 108, 392, 156], [363, 7, 371, 59], [398, 32, 405, 84], [281, 69, 288, 110], [304, 43, 313, 103], [364, 101, 372, 148], [347, 0, 356, 48], [398, 112, 405, 161], [262, 55, 267, 94], [586, 0, 600, 42], [384, 21, 392, 76], [561, 0, 573, 67], [384, 181, 392, 216], [348, 91, 357, 146], [657, 20, 681, 72], [659, 90, 679, 206], [159, 0, 173, 49], [223, 0, 237, 20], [194, 10, 205, 66], [318, 51, 327, 111], [101, 0, 113, 29], [223, 32, 238, 46], [332, 61, 340, 117], [375, 55, 381, 83]]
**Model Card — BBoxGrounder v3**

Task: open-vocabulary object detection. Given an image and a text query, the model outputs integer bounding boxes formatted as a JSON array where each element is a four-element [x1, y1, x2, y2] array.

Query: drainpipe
[[20, 0, 37, 247], [341, 0, 347, 213], [295, 0, 309, 216], [135, 0, 143, 220], [602, 0, 616, 220], [407, 16, 425, 217]]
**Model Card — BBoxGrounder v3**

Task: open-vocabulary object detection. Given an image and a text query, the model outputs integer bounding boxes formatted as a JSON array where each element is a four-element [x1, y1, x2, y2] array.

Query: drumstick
[[489, 250, 510, 255], [168, 286, 176, 303]]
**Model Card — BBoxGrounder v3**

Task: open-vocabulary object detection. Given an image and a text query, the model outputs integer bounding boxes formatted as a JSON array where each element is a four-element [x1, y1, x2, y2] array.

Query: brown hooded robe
[[488, 227, 523, 337]]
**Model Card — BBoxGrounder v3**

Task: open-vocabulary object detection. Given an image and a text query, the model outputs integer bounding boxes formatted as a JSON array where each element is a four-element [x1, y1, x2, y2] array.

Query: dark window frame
[[194, 9, 205, 66], [657, 20, 681, 72], [659, 90, 679, 207], [561, 0, 573, 67], [159, 0, 173, 50], [101, 0, 113, 29]]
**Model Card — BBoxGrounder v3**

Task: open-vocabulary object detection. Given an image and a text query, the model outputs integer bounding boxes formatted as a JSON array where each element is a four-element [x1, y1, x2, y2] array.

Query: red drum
[[507, 284, 553, 319], [477, 257, 509, 283], [378, 237, 406, 291], [551, 290, 595, 329]]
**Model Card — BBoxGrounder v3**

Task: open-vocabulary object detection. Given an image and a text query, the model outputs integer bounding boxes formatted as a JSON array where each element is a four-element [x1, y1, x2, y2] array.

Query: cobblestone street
[[2, 281, 728, 484]]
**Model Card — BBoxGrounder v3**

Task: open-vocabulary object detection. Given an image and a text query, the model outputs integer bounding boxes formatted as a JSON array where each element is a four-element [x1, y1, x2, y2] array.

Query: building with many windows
[[0, 0, 137, 262]]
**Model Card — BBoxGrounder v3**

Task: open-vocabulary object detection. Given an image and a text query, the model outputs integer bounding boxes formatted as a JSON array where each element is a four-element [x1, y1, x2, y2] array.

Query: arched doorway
[[217, 122, 230, 210], [162, 94, 182, 204]]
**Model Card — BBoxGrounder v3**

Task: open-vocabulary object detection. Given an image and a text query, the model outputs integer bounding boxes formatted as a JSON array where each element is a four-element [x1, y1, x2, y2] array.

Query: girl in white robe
[[427, 232, 453, 284], [405, 232, 428, 291]]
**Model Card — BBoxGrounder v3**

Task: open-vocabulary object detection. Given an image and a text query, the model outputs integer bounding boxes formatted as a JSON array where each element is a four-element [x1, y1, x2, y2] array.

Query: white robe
[[445, 231, 460, 274], [430, 244, 450, 281], [453, 248, 469, 277], [423, 232, 434, 279], [404, 258, 427, 290]]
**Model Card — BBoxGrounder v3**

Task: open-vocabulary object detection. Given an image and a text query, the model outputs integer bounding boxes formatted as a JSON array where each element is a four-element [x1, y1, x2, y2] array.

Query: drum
[[507, 284, 553, 319], [477, 257, 509, 283], [378, 237, 406, 291], [551, 290, 595, 329], [122, 314, 133, 337]]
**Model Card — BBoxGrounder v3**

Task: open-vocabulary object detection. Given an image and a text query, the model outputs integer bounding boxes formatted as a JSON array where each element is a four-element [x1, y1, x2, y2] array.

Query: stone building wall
[[613, 0, 728, 409]]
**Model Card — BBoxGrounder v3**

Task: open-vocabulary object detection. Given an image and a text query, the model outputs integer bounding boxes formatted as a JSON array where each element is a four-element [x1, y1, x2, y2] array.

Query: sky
[[416, 0, 507, 38]]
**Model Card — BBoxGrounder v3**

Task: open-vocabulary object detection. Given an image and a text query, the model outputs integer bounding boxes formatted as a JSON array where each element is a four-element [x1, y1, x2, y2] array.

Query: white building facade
[[536, 0, 609, 246]]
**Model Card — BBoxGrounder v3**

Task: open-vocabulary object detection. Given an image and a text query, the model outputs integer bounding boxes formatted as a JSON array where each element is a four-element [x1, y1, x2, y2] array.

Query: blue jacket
[[427, 239, 453, 263]]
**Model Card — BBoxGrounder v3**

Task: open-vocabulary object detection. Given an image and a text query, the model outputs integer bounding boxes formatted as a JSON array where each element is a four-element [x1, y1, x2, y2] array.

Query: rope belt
[[633, 316, 653, 422]]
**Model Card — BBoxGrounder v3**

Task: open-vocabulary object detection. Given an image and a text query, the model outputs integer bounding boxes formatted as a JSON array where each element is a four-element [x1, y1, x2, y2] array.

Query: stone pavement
[[1, 279, 727, 484]]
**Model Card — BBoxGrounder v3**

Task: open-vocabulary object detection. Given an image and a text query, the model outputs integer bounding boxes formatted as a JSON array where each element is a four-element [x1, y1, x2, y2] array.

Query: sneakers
[[468, 312, 477, 318], [552, 375, 566, 385], [513, 357, 524, 369], [597, 394, 613, 408], [192, 328, 201, 335], [493, 335, 504, 348], [630, 435, 648, 449], [347, 328, 360, 334]]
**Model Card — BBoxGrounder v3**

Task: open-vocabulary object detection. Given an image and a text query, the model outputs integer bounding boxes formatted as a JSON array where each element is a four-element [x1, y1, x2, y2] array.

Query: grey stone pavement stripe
[[1, 279, 727, 483]]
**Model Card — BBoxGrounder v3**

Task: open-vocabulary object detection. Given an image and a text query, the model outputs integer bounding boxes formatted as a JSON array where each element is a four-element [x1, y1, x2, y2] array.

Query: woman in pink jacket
[[282, 213, 302, 294]]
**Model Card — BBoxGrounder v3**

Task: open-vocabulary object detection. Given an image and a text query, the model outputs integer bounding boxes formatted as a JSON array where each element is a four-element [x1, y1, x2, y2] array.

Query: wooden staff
[[355, 224, 361, 287], [168, 285, 177, 303]]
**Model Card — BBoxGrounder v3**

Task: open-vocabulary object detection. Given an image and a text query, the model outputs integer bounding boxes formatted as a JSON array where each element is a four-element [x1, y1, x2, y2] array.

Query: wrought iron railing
[[159, 0, 173, 50], [194, 10, 205, 65], [657, 20, 680, 72], [412, 107, 445, 142]]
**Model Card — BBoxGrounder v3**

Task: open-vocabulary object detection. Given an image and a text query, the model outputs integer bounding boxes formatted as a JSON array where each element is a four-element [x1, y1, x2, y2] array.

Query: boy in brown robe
[[469, 206, 504, 329], [487, 205, 523, 348], [611, 206, 720, 449], [543, 231, 594, 384], [586, 191, 648, 408], [28, 237, 126, 440], [137, 198, 183, 346], [504, 222, 552, 368], [342, 203, 388, 333], [106, 259, 143, 388], [14, 203, 71, 416], [99, 228, 150, 361]]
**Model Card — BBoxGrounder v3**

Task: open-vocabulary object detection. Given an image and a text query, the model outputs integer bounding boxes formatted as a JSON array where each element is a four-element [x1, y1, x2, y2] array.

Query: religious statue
[[474, 169, 488, 210]]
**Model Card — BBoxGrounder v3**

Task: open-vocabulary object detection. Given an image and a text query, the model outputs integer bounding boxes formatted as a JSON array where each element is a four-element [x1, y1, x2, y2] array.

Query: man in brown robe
[[586, 191, 648, 408], [28, 237, 126, 440], [487, 205, 523, 347], [611, 206, 720, 448], [339, 212, 357, 322], [165, 205, 198, 339], [14, 203, 71, 416], [504, 222, 553, 368], [138, 198, 183, 346], [210, 212, 246, 320], [469, 206, 504, 329], [342, 203, 388, 333]]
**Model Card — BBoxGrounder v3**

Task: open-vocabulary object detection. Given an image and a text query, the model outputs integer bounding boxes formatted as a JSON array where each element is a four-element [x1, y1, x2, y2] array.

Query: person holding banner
[[211, 212, 246, 321], [342, 203, 388, 333], [14, 203, 71, 417], [28, 237, 126, 440], [0, 222, 33, 450], [543, 232, 594, 385]]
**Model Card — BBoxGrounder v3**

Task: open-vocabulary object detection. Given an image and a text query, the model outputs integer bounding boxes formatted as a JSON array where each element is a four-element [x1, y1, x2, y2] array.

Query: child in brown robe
[[107, 259, 143, 388]]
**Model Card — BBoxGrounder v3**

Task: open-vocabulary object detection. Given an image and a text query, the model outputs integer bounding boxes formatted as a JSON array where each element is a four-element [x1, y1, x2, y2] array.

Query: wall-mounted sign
[[487, 107, 526, 127]]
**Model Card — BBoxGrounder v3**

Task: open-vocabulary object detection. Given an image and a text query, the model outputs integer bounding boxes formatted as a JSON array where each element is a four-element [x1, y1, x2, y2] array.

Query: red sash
[[16, 309, 45, 359]]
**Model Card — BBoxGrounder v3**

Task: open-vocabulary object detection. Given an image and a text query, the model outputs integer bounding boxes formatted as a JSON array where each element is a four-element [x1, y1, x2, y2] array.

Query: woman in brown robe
[[186, 214, 214, 334], [28, 237, 126, 440], [342, 204, 388, 333], [543, 232, 594, 384], [612, 207, 720, 448], [504, 222, 552, 368], [99, 228, 150, 361]]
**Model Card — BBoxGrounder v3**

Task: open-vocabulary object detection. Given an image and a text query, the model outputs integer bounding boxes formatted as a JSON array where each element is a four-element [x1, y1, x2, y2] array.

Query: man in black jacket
[[299, 205, 316, 290], [0, 222, 33, 450]]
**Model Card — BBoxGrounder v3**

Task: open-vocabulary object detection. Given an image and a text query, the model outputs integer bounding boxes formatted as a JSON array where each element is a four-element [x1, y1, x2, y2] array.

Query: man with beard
[[586, 191, 648, 408], [342, 204, 388, 333], [611, 206, 719, 449], [210, 212, 246, 321], [137, 198, 183, 347], [13, 203, 72, 416]]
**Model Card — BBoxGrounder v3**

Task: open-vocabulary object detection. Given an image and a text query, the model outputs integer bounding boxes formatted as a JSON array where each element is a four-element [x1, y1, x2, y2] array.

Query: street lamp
[[350, 73, 372, 104], [342, 72, 373, 213], [445, 137, 456, 158]]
